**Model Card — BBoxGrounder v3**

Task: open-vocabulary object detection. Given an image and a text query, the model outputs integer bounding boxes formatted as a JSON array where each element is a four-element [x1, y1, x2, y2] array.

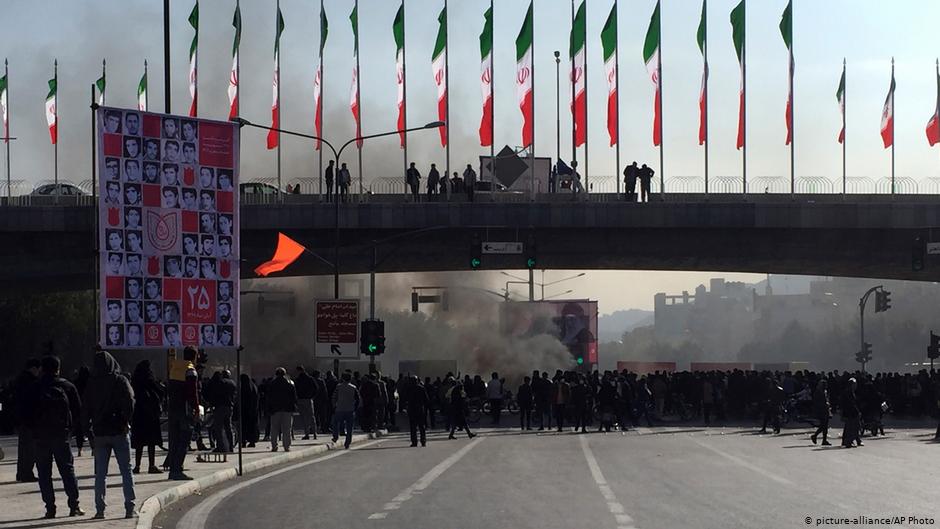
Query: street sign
[[926, 242, 940, 255], [314, 300, 360, 358], [482, 242, 524, 255]]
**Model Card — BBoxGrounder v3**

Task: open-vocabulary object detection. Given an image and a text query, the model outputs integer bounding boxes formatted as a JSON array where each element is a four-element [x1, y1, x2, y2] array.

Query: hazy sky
[[4, 0, 940, 190]]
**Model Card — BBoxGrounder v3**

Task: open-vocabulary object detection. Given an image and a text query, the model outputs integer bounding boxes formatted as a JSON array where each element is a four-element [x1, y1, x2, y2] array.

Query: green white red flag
[[881, 63, 895, 148], [601, 3, 617, 147], [570, 1, 586, 147], [837, 64, 845, 144], [267, 7, 285, 150], [188, 2, 198, 117], [228, 4, 241, 120], [780, 0, 793, 145], [95, 61, 106, 106], [393, 4, 406, 148], [926, 60, 940, 146], [516, 2, 534, 148], [45, 77, 56, 145], [730, 0, 745, 150], [0, 72, 8, 143], [479, 6, 494, 147], [697, 0, 707, 145], [432, 6, 448, 147], [643, 1, 661, 147], [349, 5, 362, 147], [137, 63, 148, 111], [315, 5, 328, 151]]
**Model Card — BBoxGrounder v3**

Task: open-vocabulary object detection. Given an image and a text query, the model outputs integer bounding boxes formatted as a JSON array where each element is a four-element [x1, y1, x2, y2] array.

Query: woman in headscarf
[[240, 374, 260, 448], [131, 360, 165, 473]]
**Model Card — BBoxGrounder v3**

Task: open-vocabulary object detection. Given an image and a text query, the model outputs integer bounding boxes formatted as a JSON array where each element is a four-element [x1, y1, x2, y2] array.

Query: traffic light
[[874, 290, 892, 313], [411, 292, 419, 313], [470, 233, 482, 270], [928, 331, 940, 360], [912, 236, 926, 272], [856, 342, 872, 364], [525, 233, 537, 270], [361, 320, 386, 356]]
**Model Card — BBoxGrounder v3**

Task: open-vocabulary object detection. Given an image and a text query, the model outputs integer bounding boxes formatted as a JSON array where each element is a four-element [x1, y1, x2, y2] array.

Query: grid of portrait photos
[[98, 107, 239, 349]]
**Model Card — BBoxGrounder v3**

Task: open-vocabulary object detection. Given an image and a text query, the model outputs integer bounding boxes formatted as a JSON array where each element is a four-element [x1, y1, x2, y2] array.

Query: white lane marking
[[579, 435, 639, 529], [688, 437, 793, 486], [367, 437, 484, 520], [176, 440, 383, 529]]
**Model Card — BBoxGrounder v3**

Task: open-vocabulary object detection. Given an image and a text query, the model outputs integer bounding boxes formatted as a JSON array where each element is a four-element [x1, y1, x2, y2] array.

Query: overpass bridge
[[2, 193, 940, 295]]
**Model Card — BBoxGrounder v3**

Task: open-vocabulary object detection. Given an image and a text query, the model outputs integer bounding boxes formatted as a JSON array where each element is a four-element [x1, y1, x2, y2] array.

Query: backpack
[[34, 380, 71, 437]]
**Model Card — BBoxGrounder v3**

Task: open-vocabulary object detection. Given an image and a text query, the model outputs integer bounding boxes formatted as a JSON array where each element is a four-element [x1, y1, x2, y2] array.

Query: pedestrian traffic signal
[[928, 331, 940, 360], [874, 290, 892, 313], [525, 233, 537, 270], [912, 236, 926, 272], [411, 292, 419, 313], [361, 320, 386, 356], [470, 233, 482, 270], [856, 342, 872, 364]]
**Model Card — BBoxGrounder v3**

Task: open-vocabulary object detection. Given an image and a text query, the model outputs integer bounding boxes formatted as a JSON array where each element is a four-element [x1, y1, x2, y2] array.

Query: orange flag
[[254, 233, 306, 277]]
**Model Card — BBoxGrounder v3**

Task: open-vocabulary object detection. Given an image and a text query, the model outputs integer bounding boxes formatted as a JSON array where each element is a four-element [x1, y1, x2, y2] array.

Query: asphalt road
[[159, 425, 940, 529]]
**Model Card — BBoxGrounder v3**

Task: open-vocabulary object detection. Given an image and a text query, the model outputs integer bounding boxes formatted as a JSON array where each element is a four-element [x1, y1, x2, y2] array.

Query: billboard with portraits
[[499, 300, 599, 368], [98, 107, 239, 349]]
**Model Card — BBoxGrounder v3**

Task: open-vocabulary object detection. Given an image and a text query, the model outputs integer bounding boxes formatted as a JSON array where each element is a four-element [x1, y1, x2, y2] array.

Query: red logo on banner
[[144, 324, 163, 346], [219, 260, 231, 279], [147, 211, 179, 252], [148, 256, 160, 276], [183, 166, 195, 186], [198, 122, 235, 168], [182, 279, 216, 324], [108, 207, 120, 227], [182, 325, 199, 345], [105, 276, 124, 298]]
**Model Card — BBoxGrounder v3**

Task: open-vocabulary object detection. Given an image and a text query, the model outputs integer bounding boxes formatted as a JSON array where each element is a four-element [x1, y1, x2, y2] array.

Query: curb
[[136, 431, 385, 529]]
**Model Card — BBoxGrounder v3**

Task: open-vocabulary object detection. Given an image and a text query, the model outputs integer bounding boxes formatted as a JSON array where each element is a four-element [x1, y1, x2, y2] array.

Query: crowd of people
[[3, 354, 939, 519]]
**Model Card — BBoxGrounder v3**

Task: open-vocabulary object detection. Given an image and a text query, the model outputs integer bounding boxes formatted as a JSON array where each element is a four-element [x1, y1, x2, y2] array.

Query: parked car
[[30, 183, 85, 196], [239, 182, 280, 196]]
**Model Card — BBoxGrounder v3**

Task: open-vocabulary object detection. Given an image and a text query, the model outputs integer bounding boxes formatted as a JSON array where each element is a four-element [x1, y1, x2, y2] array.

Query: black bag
[[34, 381, 71, 437], [99, 377, 130, 435]]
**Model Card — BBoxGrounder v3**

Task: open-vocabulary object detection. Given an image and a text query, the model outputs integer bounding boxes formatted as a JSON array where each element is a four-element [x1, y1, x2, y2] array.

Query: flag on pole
[[432, 6, 448, 147], [730, 0, 745, 150], [881, 66, 895, 148], [137, 65, 148, 111], [697, 0, 707, 146], [837, 65, 846, 144], [926, 60, 940, 146], [314, 5, 328, 151], [254, 233, 307, 277], [228, 4, 241, 120], [780, 0, 793, 145], [188, 2, 198, 117], [349, 5, 362, 147], [601, 4, 617, 147], [267, 8, 285, 150], [0, 73, 8, 143], [570, 1, 587, 148], [45, 77, 57, 145], [393, 4, 406, 148], [516, 1, 534, 148], [643, 1, 662, 147], [479, 6, 494, 147], [95, 62, 106, 106]]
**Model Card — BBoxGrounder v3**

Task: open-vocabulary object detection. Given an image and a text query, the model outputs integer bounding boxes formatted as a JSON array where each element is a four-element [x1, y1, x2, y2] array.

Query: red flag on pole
[[255, 233, 306, 277]]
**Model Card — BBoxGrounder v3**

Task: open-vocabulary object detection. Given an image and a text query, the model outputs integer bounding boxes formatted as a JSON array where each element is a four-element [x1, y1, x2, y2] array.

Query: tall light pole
[[555, 50, 561, 177]]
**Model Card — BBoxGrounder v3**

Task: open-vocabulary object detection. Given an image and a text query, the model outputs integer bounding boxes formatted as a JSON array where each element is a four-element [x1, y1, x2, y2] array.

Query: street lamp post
[[501, 271, 585, 301], [554, 51, 561, 178]]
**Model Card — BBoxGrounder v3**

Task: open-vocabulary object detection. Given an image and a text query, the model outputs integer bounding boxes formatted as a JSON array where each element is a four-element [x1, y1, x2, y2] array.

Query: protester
[[131, 360, 164, 474], [841, 378, 863, 448], [405, 376, 429, 447], [266, 367, 297, 452], [324, 160, 335, 203], [517, 376, 533, 431], [485, 372, 503, 425], [332, 372, 360, 449], [14, 358, 41, 483], [427, 164, 440, 199], [447, 381, 476, 440], [810, 379, 832, 446], [294, 366, 318, 440], [406, 163, 421, 201], [210, 370, 237, 453], [240, 374, 260, 448], [166, 346, 200, 481], [463, 164, 477, 202]]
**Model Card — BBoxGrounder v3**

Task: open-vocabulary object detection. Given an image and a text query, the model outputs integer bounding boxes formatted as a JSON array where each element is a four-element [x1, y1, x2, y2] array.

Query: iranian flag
[[479, 6, 494, 147], [516, 2, 534, 149], [730, 0, 745, 150], [780, 0, 793, 145], [314, 6, 328, 151], [643, 1, 661, 147], [95, 62, 106, 106], [188, 2, 198, 117], [432, 6, 448, 147], [137, 64, 148, 111], [0, 72, 8, 143], [267, 7, 285, 150], [697, 0, 707, 146], [601, 3, 617, 147], [837, 65, 845, 144], [349, 5, 362, 147], [926, 60, 940, 147], [228, 4, 241, 120], [570, 1, 586, 147], [393, 4, 406, 148], [45, 77, 57, 145], [881, 65, 895, 149]]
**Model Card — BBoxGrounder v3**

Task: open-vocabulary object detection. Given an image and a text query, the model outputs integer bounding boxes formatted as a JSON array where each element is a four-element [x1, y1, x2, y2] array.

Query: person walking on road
[[485, 372, 503, 425], [130, 360, 164, 474], [406, 163, 422, 202], [324, 160, 335, 203], [267, 368, 298, 452], [517, 376, 533, 431], [810, 379, 832, 446], [30, 355, 85, 519], [841, 378, 863, 448], [82, 351, 137, 519], [14, 358, 40, 483], [294, 366, 318, 441], [166, 346, 199, 481], [447, 381, 476, 440], [405, 376, 430, 447], [332, 372, 360, 449]]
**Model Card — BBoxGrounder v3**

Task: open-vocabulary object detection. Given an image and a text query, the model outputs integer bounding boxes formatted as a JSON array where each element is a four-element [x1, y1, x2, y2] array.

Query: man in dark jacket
[[517, 377, 533, 431], [427, 164, 440, 199], [166, 346, 200, 481], [311, 371, 329, 435], [406, 376, 430, 447], [406, 162, 421, 201], [209, 370, 237, 452], [623, 162, 639, 201], [810, 379, 832, 446], [82, 351, 136, 519], [14, 358, 40, 482], [266, 368, 297, 452], [447, 382, 476, 440], [294, 366, 318, 440], [359, 375, 379, 433], [324, 160, 335, 202], [31, 355, 84, 519], [841, 378, 862, 448]]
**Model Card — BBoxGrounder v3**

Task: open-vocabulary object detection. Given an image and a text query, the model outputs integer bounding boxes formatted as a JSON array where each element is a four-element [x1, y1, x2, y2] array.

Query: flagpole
[[356, 0, 363, 197], [658, 2, 664, 197], [402, 0, 409, 198], [443, 0, 450, 193], [742, 1, 747, 196], [318, 0, 324, 201], [194, 0, 199, 117], [842, 58, 846, 195], [91, 82, 100, 346], [703, 0, 709, 195], [789, 2, 794, 195], [891, 57, 895, 195], [489, 0, 495, 194], [583, 0, 589, 195], [54, 59, 58, 204], [4, 59, 10, 200], [614, 0, 620, 199], [276, 0, 282, 200], [530, 0, 536, 201], [570, 0, 576, 178], [164, 0, 171, 113]]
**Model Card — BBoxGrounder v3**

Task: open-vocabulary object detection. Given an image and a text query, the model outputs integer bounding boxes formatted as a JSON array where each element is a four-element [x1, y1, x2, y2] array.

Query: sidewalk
[[0, 431, 380, 529]]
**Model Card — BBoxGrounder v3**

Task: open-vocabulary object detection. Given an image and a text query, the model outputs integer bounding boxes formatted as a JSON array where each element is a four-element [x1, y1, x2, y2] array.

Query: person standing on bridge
[[427, 164, 440, 200], [332, 372, 360, 449], [407, 163, 422, 202], [624, 162, 639, 202], [463, 164, 477, 202], [639, 164, 654, 203], [323, 160, 335, 203], [338, 163, 351, 203], [405, 376, 430, 447], [810, 379, 832, 446]]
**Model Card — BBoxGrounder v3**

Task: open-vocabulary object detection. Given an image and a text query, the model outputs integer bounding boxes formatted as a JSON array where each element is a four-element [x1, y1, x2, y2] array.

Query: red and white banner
[[97, 107, 240, 348]]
